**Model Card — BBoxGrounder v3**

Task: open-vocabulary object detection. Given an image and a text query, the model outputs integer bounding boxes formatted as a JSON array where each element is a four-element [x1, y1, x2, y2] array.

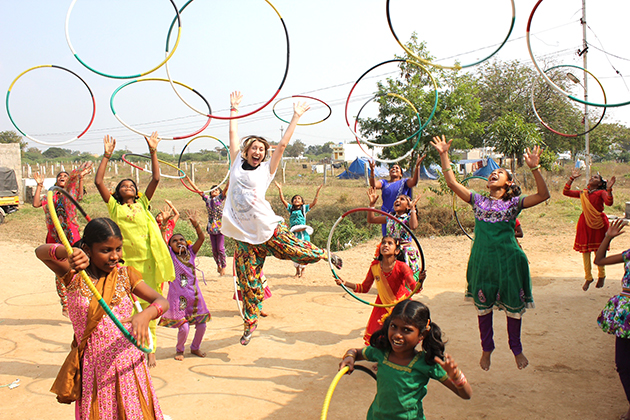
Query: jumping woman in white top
[[222, 91, 342, 345]]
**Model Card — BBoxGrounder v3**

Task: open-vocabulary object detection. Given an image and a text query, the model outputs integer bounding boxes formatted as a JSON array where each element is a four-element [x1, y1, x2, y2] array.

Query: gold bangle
[[342, 351, 357, 360], [149, 147, 157, 154], [530, 164, 541, 171]]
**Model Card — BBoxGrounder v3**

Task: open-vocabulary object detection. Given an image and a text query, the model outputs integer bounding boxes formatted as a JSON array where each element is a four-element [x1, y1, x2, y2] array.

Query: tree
[[487, 111, 543, 171], [357, 34, 484, 168], [0, 130, 27, 150], [42, 147, 72, 159], [285, 139, 306, 157]]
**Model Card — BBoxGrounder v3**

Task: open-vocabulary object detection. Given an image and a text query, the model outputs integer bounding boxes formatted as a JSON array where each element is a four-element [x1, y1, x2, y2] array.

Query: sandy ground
[[0, 229, 626, 419]]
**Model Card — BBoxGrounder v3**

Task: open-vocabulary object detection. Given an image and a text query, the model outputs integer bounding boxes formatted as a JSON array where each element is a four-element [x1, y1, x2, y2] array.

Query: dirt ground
[[0, 227, 625, 419]]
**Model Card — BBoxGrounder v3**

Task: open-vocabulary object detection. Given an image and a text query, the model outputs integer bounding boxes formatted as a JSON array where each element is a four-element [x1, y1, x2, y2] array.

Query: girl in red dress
[[563, 167, 616, 290], [336, 236, 425, 345]]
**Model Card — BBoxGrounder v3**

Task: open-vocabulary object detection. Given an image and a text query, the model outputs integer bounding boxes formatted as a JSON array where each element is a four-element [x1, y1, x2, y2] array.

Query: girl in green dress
[[430, 135, 550, 371], [94, 132, 175, 368], [339, 300, 472, 420]]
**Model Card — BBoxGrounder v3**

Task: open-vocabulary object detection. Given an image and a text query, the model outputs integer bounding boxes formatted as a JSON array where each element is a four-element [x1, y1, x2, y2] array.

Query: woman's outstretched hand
[[430, 135, 452, 155], [524, 145, 543, 168]]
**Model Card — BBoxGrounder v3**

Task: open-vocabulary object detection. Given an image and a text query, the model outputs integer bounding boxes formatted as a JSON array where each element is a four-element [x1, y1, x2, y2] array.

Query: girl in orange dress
[[563, 167, 615, 290], [336, 236, 425, 345]]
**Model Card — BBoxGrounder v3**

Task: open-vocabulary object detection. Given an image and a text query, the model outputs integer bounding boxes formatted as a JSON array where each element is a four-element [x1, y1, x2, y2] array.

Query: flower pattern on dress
[[598, 249, 630, 338], [472, 193, 521, 223]]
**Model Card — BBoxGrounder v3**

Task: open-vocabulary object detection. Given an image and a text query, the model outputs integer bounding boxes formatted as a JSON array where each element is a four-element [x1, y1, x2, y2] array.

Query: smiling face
[[210, 188, 221, 198], [169, 234, 187, 254], [487, 168, 512, 190], [84, 236, 123, 275], [243, 140, 267, 168], [392, 195, 412, 214], [388, 317, 421, 356], [116, 180, 137, 201], [55, 172, 69, 188], [389, 165, 402, 180], [291, 195, 304, 206]]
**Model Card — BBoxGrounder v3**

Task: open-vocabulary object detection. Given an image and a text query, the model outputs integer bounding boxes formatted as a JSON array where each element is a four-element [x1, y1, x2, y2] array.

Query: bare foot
[[300, 267, 305, 277], [147, 353, 157, 368], [260, 311, 268, 317], [480, 351, 492, 371], [219, 267, 225, 276], [515, 352, 529, 369], [174, 352, 184, 361], [191, 349, 206, 358], [596, 277, 606, 288], [582, 279, 594, 291], [62, 309, 69, 318], [294, 268, 300, 277]]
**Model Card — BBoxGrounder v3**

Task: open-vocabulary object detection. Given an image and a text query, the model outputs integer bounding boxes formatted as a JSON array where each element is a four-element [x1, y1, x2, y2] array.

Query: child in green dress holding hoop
[[339, 300, 472, 420], [94, 132, 175, 368], [431, 134, 549, 371]]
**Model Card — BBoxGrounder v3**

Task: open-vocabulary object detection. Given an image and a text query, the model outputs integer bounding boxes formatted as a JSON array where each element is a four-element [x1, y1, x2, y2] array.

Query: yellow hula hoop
[[46, 190, 151, 353], [320, 366, 350, 420]]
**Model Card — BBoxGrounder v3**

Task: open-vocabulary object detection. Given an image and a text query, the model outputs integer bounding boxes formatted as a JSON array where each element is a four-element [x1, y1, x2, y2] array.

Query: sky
[[2, 0, 630, 156]]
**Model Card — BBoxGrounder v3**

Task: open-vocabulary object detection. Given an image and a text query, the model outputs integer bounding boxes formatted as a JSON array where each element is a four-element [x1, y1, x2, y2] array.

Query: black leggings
[[616, 336, 630, 403]]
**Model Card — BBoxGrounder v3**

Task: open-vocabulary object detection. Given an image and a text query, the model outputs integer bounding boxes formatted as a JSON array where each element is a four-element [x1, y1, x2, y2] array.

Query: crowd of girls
[[32, 91, 630, 419]]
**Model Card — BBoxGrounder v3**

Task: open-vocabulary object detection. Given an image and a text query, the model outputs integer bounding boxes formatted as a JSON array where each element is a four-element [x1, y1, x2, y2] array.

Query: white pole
[[582, 0, 590, 179]]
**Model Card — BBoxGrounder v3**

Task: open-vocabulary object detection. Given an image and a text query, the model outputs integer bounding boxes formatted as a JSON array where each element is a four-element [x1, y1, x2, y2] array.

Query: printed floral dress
[[598, 249, 630, 338]]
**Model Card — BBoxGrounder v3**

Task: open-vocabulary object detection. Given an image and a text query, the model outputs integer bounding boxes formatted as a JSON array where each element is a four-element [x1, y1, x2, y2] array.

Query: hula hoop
[[163, 0, 290, 119], [353, 93, 421, 148], [526, 0, 625, 108], [49, 185, 91, 223], [272, 95, 332, 126], [326, 207, 424, 307], [531, 65, 606, 137], [386, 0, 516, 70], [6, 65, 96, 146], [345, 59, 437, 164], [65, 0, 181, 79], [320, 365, 376, 420], [453, 176, 487, 240], [46, 189, 152, 353], [110, 78, 212, 140], [121, 153, 187, 179], [177, 135, 231, 194]]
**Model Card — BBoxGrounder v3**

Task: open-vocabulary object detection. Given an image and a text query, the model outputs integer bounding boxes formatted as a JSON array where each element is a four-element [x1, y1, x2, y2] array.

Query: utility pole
[[280, 126, 284, 139], [581, 0, 590, 178]]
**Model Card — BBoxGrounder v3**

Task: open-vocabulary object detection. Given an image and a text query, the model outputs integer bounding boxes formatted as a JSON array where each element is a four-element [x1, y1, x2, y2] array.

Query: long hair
[[112, 178, 140, 204], [241, 135, 270, 161], [502, 169, 521, 201], [370, 300, 445, 365]]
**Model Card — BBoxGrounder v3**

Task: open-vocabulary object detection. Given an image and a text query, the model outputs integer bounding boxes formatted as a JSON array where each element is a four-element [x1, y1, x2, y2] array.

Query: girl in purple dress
[[159, 211, 211, 360]]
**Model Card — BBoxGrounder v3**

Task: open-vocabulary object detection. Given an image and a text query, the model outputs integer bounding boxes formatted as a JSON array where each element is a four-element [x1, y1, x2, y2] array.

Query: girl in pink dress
[[36, 218, 169, 420]]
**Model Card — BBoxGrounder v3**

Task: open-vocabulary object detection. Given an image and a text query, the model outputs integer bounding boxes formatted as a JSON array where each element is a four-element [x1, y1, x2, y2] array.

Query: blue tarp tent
[[419, 164, 441, 180], [473, 157, 500, 178], [337, 157, 388, 179]]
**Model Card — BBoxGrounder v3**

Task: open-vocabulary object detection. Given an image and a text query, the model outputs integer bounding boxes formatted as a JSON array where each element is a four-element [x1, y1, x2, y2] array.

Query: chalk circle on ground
[[6, 65, 96, 146], [327, 207, 424, 307]]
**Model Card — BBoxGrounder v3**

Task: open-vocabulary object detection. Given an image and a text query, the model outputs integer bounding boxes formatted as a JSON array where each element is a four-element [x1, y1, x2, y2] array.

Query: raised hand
[[34, 172, 44, 185], [607, 218, 628, 238], [185, 209, 198, 225], [316, 184, 323, 193], [524, 145, 543, 168], [230, 91, 243, 109], [415, 154, 426, 167], [293, 101, 310, 118], [367, 187, 379, 206], [411, 194, 421, 208], [274, 181, 282, 190], [571, 167, 582, 179], [144, 131, 160, 149], [609, 176, 616, 189], [434, 353, 460, 378], [430, 135, 452, 155], [79, 161, 93, 177], [103, 135, 116, 155]]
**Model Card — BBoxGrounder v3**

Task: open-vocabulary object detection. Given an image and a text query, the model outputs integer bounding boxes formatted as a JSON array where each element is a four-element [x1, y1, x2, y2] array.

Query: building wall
[[0, 143, 22, 202]]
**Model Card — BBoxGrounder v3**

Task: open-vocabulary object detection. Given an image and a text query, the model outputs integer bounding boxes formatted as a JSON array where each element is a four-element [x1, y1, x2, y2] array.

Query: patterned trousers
[[234, 223, 327, 327]]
